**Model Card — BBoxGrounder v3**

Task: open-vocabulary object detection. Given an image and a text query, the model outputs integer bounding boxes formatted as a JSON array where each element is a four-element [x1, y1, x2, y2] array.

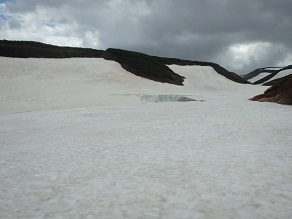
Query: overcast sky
[[0, 0, 291, 74]]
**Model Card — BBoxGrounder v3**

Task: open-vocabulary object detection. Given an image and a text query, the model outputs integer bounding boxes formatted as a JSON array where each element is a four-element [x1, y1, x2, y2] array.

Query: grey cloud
[[5, 0, 65, 12], [8, 17, 21, 29], [2, 0, 292, 74]]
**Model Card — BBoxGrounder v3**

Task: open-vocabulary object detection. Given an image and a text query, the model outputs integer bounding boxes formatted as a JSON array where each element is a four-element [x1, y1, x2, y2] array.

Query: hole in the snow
[[138, 95, 203, 103]]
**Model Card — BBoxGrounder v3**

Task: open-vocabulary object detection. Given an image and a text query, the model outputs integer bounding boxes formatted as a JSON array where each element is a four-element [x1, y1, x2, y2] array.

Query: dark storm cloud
[[1, 0, 292, 74], [131, 0, 292, 72]]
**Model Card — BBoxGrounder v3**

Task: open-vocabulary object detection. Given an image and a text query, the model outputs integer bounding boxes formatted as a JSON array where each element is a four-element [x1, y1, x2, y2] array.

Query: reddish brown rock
[[251, 75, 292, 105]]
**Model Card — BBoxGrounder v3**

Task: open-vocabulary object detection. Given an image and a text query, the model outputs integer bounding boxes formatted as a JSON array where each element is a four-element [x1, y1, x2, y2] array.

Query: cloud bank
[[0, 0, 291, 74]]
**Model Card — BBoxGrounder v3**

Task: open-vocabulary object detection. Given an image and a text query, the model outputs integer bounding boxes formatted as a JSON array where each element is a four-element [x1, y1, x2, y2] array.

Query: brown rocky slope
[[251, 75, 292, 105]]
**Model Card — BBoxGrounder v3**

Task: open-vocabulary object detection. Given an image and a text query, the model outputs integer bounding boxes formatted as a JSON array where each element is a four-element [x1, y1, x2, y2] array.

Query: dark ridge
[[159, 57, 248, 84], [253, 70, 281, 85], [0, 40, 104, 58], [263, 74, 292, 86], [242, 68, 278, 80], [104, 48, 184, 85], [104, 49, 248, 84], [0, 40, 184, 85], [253, 65, 292, 85], [251, 75, 292, 105], [242, 65, 292, 85], [0, 39, 248, 85], [281, 65, 292, 71]]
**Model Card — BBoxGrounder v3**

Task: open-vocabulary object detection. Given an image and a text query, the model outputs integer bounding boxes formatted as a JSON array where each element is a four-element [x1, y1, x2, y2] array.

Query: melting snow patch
[[138, 95, 202, 103]]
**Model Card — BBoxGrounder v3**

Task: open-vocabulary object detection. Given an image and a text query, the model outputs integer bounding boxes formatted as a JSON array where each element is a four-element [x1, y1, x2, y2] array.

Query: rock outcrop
[[251, 75, 292, 105]]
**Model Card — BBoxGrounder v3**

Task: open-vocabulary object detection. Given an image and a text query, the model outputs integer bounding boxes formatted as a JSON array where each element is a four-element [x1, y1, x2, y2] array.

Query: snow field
[[0, 57, 264, 114], [0, 57, 291, 218], [1, 100, 291, 218]]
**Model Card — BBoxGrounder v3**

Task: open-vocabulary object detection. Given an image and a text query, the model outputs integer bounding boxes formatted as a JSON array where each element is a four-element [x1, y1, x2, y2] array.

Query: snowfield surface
[[1, 58, 292, 218], [0, 57, 259, 114]]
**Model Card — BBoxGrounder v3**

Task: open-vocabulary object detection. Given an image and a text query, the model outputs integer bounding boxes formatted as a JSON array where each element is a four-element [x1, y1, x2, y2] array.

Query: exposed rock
[[251, 75, 292, 105]]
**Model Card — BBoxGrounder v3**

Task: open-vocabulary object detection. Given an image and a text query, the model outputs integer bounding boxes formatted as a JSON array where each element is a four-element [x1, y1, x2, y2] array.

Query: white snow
[[1, 57, 291, 219], [266, 69, 292, 83], [263, 67, 282, 71]]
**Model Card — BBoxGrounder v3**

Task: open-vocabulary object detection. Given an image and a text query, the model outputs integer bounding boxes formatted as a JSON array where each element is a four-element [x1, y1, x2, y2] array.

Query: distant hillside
[[0, 40, 248, 85], [251, 75, 292, 105], [0, 40, 104, 58], [243, 65, 292, 86], [160, 57, 247, 85]]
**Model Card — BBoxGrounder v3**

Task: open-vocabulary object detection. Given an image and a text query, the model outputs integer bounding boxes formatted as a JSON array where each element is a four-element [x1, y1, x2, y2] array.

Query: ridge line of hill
[[0, 39, 248, 85]]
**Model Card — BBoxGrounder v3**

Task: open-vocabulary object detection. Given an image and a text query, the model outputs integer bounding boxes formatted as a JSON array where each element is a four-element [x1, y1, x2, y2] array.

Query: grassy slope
[[0, 40, 248, 85]]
